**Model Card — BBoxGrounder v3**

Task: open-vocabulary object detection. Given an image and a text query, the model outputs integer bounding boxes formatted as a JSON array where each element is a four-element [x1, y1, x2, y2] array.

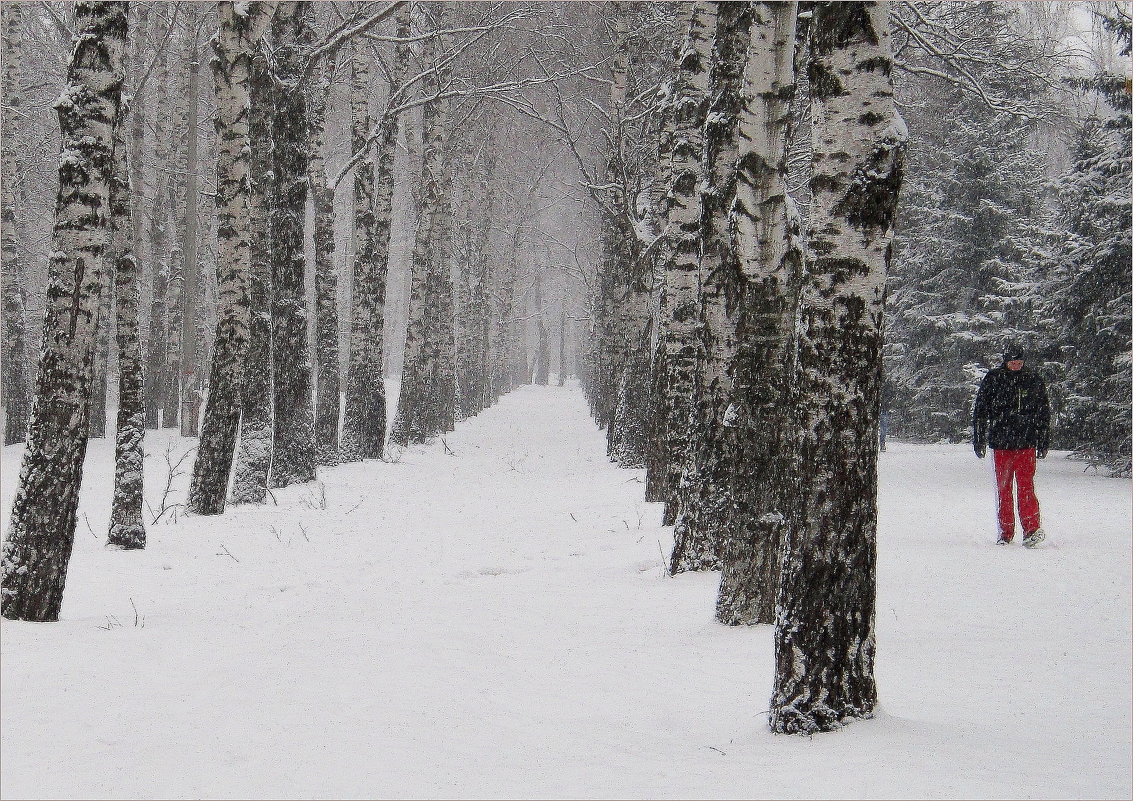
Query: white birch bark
[[2, 1, 126, 621], [188, 0, 277, 515], [715, 1, 800, 626], [669, 0, 753, 574], [769, 0, 906, 735], [1, 2, 32, 446], [108, 106, 145, 550], [648, 1, 717, 513]]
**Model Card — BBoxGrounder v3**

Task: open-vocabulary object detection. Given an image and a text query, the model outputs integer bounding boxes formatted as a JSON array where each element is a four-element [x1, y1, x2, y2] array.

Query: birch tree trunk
[[769, 0, 906, 735], [108, 108, 145, 550], [603, 1, 652, 470], [229, 51, 274, 504], [188, 0, 277, 516], [144, 58, 173, 429], [650, 1, 717, 516], [165, 223, 182, 429], [428, 152, 458, 432], [267, 0, 316, 488], [1, 1, 126, 621], [309, 58, 340, 466], [1, 2, 32, 446], [392, 10, 452, 447], [669, 0, 752, 573], [715, 1, 800, 626], [342, 3, 412, 461], [533, 271, 550, 385], [592, 2, 630, 442], [179, 37, 203, 436], [558, 299, 567, 386], [128, 2, 148, 311], [90, 255, 113, 438]]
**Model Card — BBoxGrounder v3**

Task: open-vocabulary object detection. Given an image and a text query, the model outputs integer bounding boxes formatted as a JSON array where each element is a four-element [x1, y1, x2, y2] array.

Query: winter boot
[[1022, 529, 1045, 549]]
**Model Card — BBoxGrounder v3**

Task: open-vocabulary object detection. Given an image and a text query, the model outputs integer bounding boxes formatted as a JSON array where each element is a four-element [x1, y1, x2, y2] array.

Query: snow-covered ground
[[2, 383, 1130, 799]]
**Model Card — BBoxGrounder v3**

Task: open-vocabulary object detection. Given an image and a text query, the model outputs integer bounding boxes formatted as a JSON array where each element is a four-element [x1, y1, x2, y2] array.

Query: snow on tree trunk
[[188, 0, 277, 516], [669, 0, 752, 573], [229, 52, 274, 505], [533, 271, 551, 385], [714, 0, 800, 626], [591, 2, 630, 443], [392, 11, 453, 447], [266, 0, 316, 488], [308, 58, 340, 466], [1, 2, 32, 446], [108, 110, 145, 550], [558, 299, 567, 386], [90, 260, 113, 438], [1, 1, 126, 621], [179, 40, 204, 437], [468, 141, 497, 413], [769, 0, 906, 735], [165, 230, 183, 429], [428, 152, 458, 433], [341, 4, 410, 460], [144, 56, 173, 429]]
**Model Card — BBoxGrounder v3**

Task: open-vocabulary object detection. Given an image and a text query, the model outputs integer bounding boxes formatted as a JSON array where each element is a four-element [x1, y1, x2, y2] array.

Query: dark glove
[[1038, 447, 1048, 459], [974, 442, 986, 459]]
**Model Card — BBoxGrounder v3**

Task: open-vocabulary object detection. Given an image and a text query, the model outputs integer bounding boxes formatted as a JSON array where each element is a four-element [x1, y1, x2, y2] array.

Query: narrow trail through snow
[[2, 383, 1130, 799]]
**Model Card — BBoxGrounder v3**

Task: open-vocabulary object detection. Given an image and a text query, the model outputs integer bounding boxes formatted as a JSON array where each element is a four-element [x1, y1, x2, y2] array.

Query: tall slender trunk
[[128, 3, 148, 309], [341, 3, 411, 460], [309, 57, 340, 466], [428, 152, 457, 432], [1, 2, 32, 446], [1, 1, 126, 622], [392, 7, 452, 447], [165, 226, 182, 429], [144, 56, 173, 429], [648, 1, 716, 513], [187, 0, 277, 516], [669, 0, 752, 574], [558, 299, 567, 386], [90, 257, 113, 437], [229, 51, 274, 504], [770, 0, 905, 735], [179, 37, 203, 436], [108, 107, 145, 550], [715, 1, 800, 626], [266, 0, 316, 488], [533, 271, 550, 385]]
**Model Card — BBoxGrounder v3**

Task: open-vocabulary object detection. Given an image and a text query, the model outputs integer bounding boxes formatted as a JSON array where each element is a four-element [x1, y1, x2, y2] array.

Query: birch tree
[[714, 1, 801, 626], [341, 3, 413, 461], [392, 5, 454, 447], [649, 2, 717, 517], [188, 0, 277, 516], [229, 50, 274, 505], [144, 54, 173, 428], [1, 0, 126, 621], [108, 106, 145, 550], [309, 55, 340, 466], [1, 2, 32, 446], [179, 27, 204, 436], [266, 0, 316, 487], [669, 0, 752, 574], [769, 0, 906, 735]]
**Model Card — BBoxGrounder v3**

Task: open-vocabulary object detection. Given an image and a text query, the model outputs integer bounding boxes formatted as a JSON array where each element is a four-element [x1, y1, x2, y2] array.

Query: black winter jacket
[[972, 364, 1051, 451]]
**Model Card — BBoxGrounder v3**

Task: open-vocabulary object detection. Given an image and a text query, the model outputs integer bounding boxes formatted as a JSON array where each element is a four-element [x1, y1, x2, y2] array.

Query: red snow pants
[[993, 448, 1041, 540]]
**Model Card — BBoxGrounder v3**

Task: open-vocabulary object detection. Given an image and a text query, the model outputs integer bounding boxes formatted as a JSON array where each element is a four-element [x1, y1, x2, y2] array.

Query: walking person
[[972, 345, 1052, 547]]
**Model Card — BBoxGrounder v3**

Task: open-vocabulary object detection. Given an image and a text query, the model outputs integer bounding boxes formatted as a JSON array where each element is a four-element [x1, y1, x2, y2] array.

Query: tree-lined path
[[2, 382, 1129, 798]]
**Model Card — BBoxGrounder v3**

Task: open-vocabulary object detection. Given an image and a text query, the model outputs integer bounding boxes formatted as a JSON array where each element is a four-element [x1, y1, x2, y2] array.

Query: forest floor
[[1, 382, 1130, 799]]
